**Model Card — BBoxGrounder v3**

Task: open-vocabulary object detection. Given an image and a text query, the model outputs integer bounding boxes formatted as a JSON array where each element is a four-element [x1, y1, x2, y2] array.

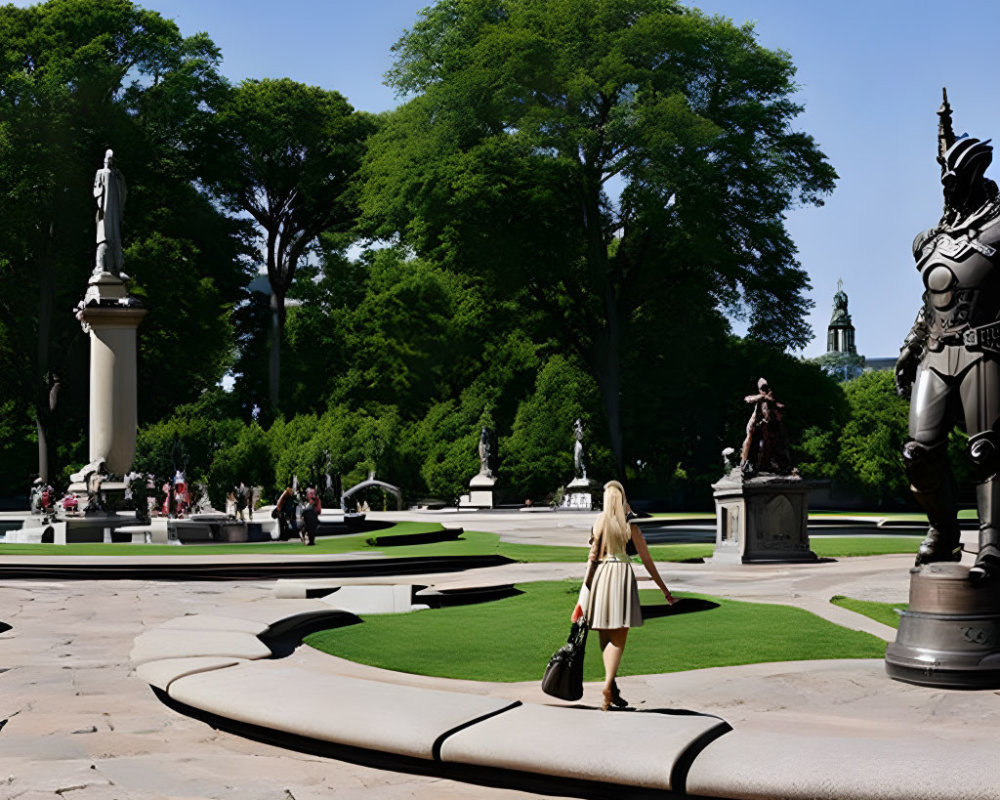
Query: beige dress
[[585, 537, 643, 630]]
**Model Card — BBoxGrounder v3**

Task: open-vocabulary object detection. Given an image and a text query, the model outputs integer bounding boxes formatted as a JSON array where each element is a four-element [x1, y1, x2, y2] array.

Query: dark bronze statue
[[739, 377, 793, 476], [896, 88, 1000, 583]]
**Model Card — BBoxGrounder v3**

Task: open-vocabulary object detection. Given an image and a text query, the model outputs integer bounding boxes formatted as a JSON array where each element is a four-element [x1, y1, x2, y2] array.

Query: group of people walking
[[274, 486, 322, 546]]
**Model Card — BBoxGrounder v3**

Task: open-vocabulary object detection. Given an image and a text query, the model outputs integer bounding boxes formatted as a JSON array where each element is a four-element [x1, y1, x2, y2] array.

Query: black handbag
[[625, 513, 638, 556], [541, 619, 589, 700]]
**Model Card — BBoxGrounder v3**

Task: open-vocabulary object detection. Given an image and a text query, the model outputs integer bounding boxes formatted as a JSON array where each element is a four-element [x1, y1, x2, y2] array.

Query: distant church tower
[[827, 279, 857, 355]]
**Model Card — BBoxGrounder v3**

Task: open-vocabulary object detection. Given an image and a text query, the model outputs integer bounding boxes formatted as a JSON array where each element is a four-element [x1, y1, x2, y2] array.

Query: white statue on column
[[93, 148, 127, 278]]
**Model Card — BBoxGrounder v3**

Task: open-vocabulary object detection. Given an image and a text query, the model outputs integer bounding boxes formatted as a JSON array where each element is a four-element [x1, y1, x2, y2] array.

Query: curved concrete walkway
[[128, 552, 1000, 799], [3, 512, 999, 798]]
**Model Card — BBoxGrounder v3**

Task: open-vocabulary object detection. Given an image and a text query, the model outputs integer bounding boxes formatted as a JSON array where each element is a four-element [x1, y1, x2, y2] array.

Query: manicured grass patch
[[809, 537, 922, 558], [498, 540, 712, 563], [831, 595, 907, 629], [305, 580, 887, 682], [0, 521, 442, 556], [0, 525, 922, 562]]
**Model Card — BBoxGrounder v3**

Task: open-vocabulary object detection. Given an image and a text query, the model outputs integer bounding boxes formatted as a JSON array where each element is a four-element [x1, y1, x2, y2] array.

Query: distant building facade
[[812, 281, 866, 381]]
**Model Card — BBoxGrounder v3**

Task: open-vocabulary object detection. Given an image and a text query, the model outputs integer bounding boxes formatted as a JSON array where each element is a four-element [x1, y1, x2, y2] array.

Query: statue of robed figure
[[93, 148, 126, 277]]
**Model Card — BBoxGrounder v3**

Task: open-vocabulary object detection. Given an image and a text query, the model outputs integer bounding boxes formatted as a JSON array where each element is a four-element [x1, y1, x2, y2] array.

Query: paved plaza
[[2, 511, 999, 799]]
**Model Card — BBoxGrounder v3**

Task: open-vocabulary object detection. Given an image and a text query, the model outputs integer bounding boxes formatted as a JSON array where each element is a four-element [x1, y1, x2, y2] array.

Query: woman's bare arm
[[630, 523, 676, 603]]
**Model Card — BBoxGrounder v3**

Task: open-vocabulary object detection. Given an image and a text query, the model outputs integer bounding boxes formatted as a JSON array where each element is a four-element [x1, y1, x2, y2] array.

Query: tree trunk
[[579, 172, 625, 479], [268, 289, 285, 413], [593, 284, 625, 480], [36, 418, 49, 484], [34, 223, 55, 483]]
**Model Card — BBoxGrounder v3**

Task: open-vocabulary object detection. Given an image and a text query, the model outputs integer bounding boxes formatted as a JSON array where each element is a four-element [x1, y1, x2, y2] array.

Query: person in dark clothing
[[275, 487, 298, 541], [301, 487, 322, 546]]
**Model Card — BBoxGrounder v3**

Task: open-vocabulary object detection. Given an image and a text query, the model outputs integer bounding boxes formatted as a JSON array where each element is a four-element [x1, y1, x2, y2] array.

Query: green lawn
[[0, 521, 443, 556], [810, 537, 921, 558], [0, 523, 922, 562], [305, 580, 887, 682], [831, 595, 907, 629]]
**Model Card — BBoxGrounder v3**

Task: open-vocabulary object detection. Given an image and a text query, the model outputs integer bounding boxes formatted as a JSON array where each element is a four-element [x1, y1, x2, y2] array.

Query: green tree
[[409, 399, 480, 503], [834, 371, 909, 506], [214, 78, 375, 415], [363, 0, 836, 476], [502, 355, 611, 502], [0, 0, 247, 489], [204, 421, 272, 510], [812, 350, 866, 382]]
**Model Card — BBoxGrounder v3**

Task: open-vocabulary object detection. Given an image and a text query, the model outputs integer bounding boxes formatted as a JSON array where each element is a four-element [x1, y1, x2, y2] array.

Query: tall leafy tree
[[214, 78, 375, 414], [0, 0, 248, 488], [362, 0, 836, 475]]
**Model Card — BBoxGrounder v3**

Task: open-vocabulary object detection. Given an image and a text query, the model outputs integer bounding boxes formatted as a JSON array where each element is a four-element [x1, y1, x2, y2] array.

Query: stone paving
[[1, 511, 999, 798]]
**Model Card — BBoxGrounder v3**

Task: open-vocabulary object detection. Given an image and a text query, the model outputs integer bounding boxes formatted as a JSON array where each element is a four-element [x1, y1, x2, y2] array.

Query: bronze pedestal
[[886, 562, 1000, 688]]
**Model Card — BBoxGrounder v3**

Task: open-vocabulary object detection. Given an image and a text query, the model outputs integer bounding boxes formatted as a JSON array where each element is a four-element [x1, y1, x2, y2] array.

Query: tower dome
[[827, 279, 857, 355]]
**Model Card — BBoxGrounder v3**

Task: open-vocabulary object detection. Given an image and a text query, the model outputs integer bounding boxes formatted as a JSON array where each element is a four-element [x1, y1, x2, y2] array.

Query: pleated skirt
[[585, 557, 643, 630]]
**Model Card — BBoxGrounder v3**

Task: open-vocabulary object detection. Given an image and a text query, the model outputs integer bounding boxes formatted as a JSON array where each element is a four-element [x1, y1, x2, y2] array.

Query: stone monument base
[[459, 473, 496, 509], [886, 561, 1000, 689], [560, 477, 599, 510], [167, 518, 266, 544], [11, 512, 146, 544], [711, 469, 816, 564]]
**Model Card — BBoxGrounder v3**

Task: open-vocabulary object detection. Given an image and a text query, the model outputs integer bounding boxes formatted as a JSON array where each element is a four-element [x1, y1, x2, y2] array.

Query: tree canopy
[[0, 0, 249, 485], [0, 0, 860, 513], [213, 78, 375, 415], [362, 0, 837, 475]]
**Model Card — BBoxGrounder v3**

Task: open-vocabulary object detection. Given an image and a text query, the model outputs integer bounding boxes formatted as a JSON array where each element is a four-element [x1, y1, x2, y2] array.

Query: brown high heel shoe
[[601, 687, 614, 711]]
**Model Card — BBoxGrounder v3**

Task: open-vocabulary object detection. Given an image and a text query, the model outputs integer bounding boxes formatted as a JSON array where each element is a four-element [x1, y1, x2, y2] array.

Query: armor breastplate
[[918, 214, 1000, 346]]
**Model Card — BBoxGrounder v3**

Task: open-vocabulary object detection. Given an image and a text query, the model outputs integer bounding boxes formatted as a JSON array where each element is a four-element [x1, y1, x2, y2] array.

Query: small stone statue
[[478, 426, 495, 479], [722, 446, 736, 471], [234, 481, 253, 521], [93, 148, 126, 278], [740, 377, 793, 477], [573, 418, 588, 480], [29, 479, 43, 515], [84, 467, 106, 513]]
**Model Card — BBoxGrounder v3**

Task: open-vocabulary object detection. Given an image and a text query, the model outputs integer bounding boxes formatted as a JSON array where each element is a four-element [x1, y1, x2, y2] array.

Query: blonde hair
[[591, 480, 631, 558]]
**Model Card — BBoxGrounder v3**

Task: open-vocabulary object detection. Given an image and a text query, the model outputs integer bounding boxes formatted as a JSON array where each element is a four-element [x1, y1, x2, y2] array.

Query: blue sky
[[20, 0, 1000, 359]]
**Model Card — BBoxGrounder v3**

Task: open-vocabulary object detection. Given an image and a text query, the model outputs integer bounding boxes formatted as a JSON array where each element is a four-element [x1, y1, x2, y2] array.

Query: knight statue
[[896, 88, 1000, 583]]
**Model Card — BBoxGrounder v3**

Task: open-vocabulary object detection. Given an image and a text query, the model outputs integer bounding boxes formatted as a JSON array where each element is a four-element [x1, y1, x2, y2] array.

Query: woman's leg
[[600, 627, 628, 693]]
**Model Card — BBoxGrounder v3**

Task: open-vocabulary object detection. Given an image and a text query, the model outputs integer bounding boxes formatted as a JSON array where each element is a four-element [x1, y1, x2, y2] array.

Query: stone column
[[76, 274, 146, 476]]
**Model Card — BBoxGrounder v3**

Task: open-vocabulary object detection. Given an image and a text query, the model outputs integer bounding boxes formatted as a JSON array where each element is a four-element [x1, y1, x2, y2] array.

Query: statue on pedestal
[[895, 88, 1000, 583], [739, 377, 793, 477], [93, 148, 126, 278], [572, 418, 587, 481], [478, 426, 495, 479], [712, 377, 813, 564]]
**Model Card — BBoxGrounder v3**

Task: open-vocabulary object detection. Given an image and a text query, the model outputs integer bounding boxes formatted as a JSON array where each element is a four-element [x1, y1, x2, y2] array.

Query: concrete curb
[[130, 587, 731, 795], [129, 583, 1000, 799]]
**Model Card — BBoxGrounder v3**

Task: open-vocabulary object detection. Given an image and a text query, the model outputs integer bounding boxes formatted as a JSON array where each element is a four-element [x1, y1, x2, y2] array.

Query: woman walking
[[576, 480, 676, 710]]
